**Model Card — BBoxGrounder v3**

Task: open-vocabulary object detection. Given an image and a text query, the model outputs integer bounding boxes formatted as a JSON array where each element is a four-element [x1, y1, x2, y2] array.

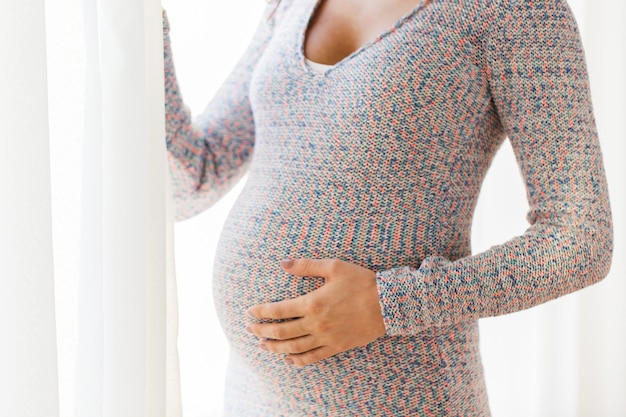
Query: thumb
[[280, 258, 341, 279]]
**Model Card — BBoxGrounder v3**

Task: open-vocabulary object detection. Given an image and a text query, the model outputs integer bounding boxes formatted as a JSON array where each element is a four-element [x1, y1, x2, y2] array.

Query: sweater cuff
[[375, 256, 450, 336]]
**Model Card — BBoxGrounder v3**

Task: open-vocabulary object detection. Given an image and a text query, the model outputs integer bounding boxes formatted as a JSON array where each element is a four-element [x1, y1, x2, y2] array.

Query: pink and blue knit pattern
[[163, 0, 613, 415]]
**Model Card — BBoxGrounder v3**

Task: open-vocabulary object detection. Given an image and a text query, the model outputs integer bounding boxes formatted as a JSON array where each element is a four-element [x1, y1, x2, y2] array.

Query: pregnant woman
[[163, 0, 613, 415]]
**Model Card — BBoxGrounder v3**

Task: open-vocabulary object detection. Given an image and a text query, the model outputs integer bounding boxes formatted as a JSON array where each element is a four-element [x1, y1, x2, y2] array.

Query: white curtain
[[0, 1, 623, 417], [1, 0, 182, 416], [0, 2, 59, 416], [73, 0, 182, 416]]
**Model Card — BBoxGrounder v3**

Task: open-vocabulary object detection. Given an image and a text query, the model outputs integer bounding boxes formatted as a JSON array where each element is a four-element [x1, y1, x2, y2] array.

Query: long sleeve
[[163, 4, 283, 222], [375, 0, 614, 336]]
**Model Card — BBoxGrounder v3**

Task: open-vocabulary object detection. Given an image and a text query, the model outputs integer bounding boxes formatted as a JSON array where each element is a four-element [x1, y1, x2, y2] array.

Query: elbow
[[585, 213, 614, 286], [593, 228, 613, 284]]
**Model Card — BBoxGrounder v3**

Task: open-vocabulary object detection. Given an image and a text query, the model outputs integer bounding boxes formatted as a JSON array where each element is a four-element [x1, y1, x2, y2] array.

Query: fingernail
[[285, 357, 294, 365], [245, 308, 254, 317], [259, 343, 268, 351], [245, 325, 253, 334], [280, 258, 294, 269]]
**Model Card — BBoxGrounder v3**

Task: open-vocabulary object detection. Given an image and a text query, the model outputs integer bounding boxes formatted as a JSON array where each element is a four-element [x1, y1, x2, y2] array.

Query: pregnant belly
[[211, 193, 436, 345], [209, 195, 458, 411], [212, 209, 350, 350]]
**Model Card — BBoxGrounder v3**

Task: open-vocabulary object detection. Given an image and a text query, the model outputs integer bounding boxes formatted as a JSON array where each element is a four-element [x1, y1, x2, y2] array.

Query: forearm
[[162, 6, 277, 221]]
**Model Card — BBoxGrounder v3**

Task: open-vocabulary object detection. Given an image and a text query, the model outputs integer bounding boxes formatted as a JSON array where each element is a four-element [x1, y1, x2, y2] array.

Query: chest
[[248, 0, 501, 193], [251, 0, 490, 125], [303, 0, 430, 65]]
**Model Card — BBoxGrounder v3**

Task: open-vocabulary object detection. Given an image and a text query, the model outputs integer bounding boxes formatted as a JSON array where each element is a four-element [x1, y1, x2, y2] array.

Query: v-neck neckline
[[296, 0, 429, 78]]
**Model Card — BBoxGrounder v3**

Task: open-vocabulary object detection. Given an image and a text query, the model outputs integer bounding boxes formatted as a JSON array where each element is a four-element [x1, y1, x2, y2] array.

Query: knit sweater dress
[[163, 0, 613, 415]]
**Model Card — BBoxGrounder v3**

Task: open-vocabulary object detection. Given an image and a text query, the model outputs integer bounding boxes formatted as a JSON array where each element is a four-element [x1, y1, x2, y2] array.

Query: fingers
[[247, 318, 308, 341], [246, 257, 353, 367], [280, 257, 344, 280], [261, 335, 319, 354], [247, 258, 345, 320], [247, 295, 306, 320], [286, 346, 335, 367]]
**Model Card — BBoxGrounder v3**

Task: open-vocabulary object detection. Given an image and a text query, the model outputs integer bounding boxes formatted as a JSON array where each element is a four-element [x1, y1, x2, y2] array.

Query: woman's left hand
[[246, 258, 386, 367]]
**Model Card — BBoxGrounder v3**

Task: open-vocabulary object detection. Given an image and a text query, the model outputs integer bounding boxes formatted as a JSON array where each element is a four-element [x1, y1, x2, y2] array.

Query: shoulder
[[486, 0, 573, 10], [467, 0, 576, 23], [483, 0, 576, 21], [429, 0, 573, 16], [263, 0, 296, 28], [471, 0, 580, 43]]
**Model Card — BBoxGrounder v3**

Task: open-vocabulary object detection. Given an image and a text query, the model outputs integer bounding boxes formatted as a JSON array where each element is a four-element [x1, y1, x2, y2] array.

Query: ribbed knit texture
[[163, 0, 613, 415]]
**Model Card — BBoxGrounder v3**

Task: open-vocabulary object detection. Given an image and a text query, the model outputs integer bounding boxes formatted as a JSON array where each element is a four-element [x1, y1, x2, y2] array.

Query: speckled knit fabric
[[163, 0, 613, 415]]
